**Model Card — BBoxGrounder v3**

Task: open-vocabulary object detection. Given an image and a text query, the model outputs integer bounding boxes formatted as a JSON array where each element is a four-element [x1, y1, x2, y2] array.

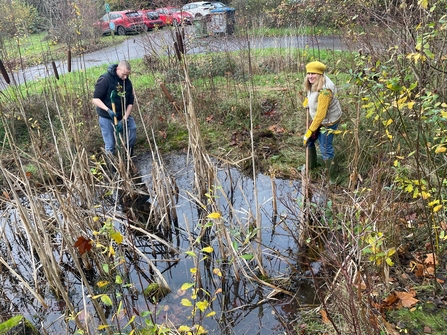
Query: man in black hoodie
[[92, 60, 137, 157]]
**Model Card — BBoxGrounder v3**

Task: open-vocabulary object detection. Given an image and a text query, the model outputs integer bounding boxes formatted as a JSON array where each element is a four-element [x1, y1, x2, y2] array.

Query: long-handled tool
[[110, 90, 121, 155], [299, 109, 310, 249]]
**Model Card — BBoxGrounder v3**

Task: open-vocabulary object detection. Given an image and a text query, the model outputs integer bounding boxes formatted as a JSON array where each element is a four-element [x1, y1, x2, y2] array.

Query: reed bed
[[1, 4, 446, 333]]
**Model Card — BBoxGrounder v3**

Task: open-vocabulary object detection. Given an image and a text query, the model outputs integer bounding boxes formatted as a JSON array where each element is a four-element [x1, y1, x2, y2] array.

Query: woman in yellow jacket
[[302, 61, 342, 183]]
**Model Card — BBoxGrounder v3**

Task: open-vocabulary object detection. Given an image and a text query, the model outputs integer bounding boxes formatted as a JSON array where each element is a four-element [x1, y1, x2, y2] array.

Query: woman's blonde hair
[[303, 74, 326, 92]]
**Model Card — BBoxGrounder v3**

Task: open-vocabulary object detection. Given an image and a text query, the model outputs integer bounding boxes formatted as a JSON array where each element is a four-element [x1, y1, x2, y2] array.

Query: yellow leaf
[[194, 325, 207, 334], [385, 257, 394, 266], [108, 245, 115, 257], [98, 325, 111, 330], [421, 191, 431, 199], [124, 315, 135, 329], [181, 282, 195, 291], [185, 250, 197, 257], [386, 129, 392, 140], [435, 146, 447, 153], [418, 0, 428, 9], [101, 295, 113, 306], [207, 212, 221, 219], [433, 205, 443, 213], [197, 300, 209, 312], [110, 231, 123, 244], [181, 298, 193, 307], [205, 311, 216, 317], [213, 268, 222, 277], [178, 325, 191, 332], [201, 246, 214, 253], [96, 281, 109, 288], [387, 248, 396, 257], [407, 101, 415, 109], [190, 267, 197, 274]]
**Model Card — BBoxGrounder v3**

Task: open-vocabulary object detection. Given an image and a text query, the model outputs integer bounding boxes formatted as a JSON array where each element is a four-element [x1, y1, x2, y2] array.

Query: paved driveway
[[0, 26, 348, 90]]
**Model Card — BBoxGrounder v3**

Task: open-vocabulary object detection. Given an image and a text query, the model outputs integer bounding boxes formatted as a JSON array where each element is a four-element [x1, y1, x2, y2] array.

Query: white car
[[182, 1, 214, 18]]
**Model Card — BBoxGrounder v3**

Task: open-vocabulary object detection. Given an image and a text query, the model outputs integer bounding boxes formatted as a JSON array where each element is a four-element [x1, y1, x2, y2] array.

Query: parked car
[[96, 10, 146, 35], [154, 7, 174, 25], [210, 2, 236, 12], [156, 7, 193, 26], [182, 1, 214, 18], [138, 10, 165, 30]]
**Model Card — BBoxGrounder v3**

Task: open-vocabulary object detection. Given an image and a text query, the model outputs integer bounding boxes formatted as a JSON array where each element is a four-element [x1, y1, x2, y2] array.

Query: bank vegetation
[[1, 0, 447, 334]]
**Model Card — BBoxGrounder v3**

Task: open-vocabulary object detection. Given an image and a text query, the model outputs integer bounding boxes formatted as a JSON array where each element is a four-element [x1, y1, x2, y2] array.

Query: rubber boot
[[325, 158, 339, 185], [308, 146, 319, 170]]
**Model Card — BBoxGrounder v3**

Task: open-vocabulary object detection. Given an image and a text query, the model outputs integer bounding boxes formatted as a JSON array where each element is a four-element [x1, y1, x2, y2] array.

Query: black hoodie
[[93, 64, 134, 120]]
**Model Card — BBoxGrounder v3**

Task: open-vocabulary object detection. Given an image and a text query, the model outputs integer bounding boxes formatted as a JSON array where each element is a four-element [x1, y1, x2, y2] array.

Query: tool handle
[[111, 103, 118, 126]]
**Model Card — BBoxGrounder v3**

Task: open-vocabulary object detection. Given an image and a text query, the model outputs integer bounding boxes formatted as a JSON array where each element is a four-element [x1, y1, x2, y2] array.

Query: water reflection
[[0, 152, 317, 334], [134, 153, 315, 334]]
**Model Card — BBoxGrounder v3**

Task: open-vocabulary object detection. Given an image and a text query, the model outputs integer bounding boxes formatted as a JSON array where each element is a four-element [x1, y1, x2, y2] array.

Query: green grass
[[0, 36, 353, 178], [2, 32, 130, 69], [245, 26, 340, 37], [386, 303, 447, 335]]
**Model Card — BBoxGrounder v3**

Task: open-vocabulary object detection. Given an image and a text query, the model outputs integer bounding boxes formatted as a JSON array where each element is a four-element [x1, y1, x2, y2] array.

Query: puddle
[[0, 152, 318, 334]]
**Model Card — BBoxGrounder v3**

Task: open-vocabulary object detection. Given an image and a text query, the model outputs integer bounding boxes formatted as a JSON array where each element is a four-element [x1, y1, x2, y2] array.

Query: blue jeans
[[99, 115, 137, 155], [307, 123, 338, 160]]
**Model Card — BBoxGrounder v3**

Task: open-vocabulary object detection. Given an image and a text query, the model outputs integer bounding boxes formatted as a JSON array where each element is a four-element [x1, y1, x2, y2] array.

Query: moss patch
[[386, 301, 447, 334], [143, 283, 171, 303], [0, 315, 40, 335]]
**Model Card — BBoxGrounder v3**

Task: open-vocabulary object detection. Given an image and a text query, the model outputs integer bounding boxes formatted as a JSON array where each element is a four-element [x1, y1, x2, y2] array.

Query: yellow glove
[[303, 129, 312, 145], [302, 97, 308, 108]]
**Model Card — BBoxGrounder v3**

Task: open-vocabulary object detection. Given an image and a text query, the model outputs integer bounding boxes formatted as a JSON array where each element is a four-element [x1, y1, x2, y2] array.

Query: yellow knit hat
[[306, 61, 327, 74]]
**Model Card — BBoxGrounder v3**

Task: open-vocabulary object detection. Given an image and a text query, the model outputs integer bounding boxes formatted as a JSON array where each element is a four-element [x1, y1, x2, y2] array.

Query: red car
[[96, 10, 146, 35], [138, 10, 165, 30], [155, 7, 193, 26]]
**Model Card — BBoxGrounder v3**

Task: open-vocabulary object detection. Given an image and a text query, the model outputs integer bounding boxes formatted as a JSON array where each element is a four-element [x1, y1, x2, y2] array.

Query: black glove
[[116, 120, 123, 133], [107, 108, 117, 119]]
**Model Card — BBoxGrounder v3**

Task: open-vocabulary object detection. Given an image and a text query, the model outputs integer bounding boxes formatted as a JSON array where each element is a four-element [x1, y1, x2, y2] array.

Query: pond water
[[0, 153, 318, 334]]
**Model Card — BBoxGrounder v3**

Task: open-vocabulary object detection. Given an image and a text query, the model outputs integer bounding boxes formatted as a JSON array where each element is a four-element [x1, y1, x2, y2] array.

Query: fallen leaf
[[425, 253, 438, 266], [382, 292, 399, 309], [268, 124, 285, 133], [320, 309, 330, 324], [74, 236, 93, 255], [395, 290, 418, 308], [413, 262, 425, 277]]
